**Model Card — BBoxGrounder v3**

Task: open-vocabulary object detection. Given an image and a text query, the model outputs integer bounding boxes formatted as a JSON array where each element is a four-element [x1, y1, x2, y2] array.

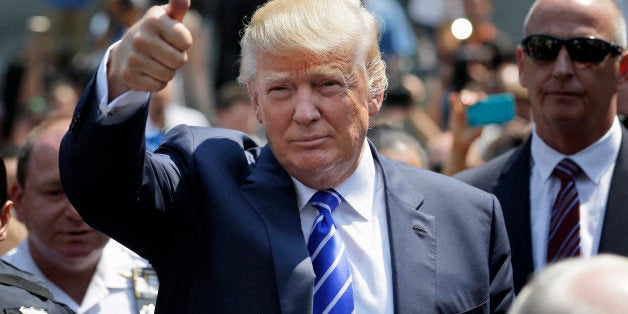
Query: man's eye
[[319, 81, 343, 95], [269, 86, 287, 91], [45, 189, 64, 197], [267, 86, 291, 100], [321, 79, 345, 88]]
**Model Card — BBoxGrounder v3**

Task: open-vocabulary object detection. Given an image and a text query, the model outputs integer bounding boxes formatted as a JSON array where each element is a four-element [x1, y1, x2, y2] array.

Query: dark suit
[[60, 77, 514, 313], [455, 128, 628, 294]]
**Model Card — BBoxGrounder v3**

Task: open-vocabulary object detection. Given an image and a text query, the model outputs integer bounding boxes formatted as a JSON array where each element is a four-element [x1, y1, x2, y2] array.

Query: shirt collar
[[531, 117, 622, 184], [97, 241, 134, 289], [293, 139, 375, 220]]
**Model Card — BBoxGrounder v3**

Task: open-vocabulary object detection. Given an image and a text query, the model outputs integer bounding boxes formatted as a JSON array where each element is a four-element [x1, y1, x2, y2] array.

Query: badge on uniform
[[19, 307, 48, 314], [132, 267, 159, 314]]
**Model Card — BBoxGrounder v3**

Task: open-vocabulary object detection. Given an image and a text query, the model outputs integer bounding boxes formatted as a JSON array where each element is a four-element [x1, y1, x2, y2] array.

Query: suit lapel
[[241, 146, 314, 314], [599, 126, 628, 255], [241, 143, 439, 313], [376, 151, 435, 313], [491, 140, 534, 292]]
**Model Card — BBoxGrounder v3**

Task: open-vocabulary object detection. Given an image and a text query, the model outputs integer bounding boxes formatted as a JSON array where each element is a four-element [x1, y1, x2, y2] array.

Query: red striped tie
[[547, 158, 582, 264]]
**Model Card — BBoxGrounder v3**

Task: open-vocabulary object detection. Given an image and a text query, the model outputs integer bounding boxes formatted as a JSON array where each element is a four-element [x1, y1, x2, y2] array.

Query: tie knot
[[553, 158, 582, 181], [309, 189, 342, 214]]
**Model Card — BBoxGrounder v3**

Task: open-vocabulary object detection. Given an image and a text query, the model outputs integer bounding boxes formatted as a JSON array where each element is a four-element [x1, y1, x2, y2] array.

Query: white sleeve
[[96, 41, 151, 125]]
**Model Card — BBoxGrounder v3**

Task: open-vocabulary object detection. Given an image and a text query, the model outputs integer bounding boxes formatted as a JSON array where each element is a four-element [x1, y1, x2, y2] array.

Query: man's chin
[[58, 243, 103, 261]]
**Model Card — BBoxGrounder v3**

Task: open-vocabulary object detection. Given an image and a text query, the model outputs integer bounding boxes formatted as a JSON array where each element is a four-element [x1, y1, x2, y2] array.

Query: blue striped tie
[[307, 189, 355, 314]]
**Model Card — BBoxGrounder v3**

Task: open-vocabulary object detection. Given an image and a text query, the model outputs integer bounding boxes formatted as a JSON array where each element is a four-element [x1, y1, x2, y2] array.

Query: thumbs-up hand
[[107, 0, 192, 101]]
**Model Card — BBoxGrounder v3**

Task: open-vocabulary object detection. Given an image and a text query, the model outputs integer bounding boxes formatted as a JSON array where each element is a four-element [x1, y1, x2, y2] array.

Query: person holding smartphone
[[456, 0, 628, 294]]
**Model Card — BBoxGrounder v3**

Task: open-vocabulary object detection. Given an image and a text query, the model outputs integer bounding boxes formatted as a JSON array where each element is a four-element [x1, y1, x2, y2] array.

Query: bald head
[[16, 117, 71, 187], [524, 0, 627, 48], [510, 255, 628, 313]]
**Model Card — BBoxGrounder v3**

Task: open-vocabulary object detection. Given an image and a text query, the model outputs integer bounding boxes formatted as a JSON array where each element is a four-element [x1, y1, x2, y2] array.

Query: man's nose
[[552, 46, 576, 79], [293, 87, 321, 124], [63, 198, 83, 221]]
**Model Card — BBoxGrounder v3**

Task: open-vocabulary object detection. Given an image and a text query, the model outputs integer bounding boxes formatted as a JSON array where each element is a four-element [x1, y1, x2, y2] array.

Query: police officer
[[0, 155, 74, 313]]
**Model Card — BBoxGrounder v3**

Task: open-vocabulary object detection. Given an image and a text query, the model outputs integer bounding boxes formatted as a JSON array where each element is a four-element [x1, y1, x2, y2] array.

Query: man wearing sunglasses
[[456, 0, 628, 294]]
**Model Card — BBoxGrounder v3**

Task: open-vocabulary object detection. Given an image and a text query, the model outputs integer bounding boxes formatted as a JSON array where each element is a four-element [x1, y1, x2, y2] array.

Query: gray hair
[[510, 255, 628, 313]]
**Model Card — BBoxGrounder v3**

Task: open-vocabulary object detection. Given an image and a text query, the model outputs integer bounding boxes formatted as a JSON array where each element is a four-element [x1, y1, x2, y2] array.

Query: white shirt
[[2, 239, 150, 314], [95, 42, 150, 125], [95, 45, 394, 312], [292, 140, 393, 314], [529, 118, 622, 273]]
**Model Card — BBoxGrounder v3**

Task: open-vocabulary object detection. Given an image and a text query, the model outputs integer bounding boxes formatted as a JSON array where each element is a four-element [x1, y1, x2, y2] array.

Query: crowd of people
[[1, 0, 628, 313], [0, 0, 526, 175]]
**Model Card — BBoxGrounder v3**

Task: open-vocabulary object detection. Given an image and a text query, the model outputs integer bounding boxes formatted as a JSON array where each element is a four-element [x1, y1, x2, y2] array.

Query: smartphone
[[467, 92, 516, 127]]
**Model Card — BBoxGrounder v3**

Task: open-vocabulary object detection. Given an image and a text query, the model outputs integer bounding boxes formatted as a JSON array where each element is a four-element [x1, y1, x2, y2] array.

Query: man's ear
[[0, 201, 13, 241], [616, 54, 628, 115], [10, 183, 24, 222], [517, 46, 528, 88], [619, 54, 628, 81], [247, 84, 263, 124], [368, 90, 384, 117]]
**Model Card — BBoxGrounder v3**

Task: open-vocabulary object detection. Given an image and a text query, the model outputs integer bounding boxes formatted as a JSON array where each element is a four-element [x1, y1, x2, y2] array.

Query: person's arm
[[180, 10, 217, 124], [442, 91, 483, 176], [488, 195, 515, 313], [59, 0, 193, 261], [17, 30, 48, 116]]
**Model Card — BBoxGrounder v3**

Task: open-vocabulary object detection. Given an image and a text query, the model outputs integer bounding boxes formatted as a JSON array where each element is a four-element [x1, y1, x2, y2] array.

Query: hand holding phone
[[467, 92, 516, 127]]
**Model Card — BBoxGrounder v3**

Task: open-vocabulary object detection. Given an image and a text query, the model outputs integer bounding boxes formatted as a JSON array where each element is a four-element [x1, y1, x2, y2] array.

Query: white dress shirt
[[292, 140, 393, 314], [95, 42, 149, 125], [529, 118, 622, 272], [3, 239, 150, 314]]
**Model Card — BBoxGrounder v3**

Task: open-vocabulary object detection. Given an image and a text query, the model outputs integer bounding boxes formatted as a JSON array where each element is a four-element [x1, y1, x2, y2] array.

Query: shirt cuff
[[95, 41, 150, 126]]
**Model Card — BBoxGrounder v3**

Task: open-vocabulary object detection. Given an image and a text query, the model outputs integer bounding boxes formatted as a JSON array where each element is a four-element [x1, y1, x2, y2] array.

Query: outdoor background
[[0, 0, 534, 94]]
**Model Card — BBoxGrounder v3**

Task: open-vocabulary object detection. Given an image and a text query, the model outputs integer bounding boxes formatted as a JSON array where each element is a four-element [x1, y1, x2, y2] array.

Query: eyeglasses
[[521, 34, 623, 63]]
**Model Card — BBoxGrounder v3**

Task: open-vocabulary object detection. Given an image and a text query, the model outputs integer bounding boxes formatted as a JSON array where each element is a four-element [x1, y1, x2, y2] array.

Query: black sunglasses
[[521, 34, 623, 63]]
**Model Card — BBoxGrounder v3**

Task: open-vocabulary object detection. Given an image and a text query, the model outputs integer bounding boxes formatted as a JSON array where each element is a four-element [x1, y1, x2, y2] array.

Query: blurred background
[[6, 0, 628, 177], [0, 0, 534, 99]]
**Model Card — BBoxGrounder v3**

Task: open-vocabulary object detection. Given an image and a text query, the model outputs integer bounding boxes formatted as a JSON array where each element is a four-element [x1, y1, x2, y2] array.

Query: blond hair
[[238, 0, 388, 97]]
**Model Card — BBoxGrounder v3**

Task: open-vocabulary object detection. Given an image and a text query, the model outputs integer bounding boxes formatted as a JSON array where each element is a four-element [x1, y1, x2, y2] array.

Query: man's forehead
[[258, 54, 355, 80], [266, 52, 349, 64], [527, 0, 614, 37], [263, 65, 348, 79]]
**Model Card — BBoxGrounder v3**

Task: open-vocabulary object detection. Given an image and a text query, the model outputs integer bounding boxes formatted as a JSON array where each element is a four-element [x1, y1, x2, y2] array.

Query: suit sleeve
[[488, 194, 515, 313], [59, 72, 183, 262]]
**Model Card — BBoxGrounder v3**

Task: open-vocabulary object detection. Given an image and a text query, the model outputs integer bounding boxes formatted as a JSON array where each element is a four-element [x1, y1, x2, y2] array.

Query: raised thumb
[[166, 0, 190, 22]]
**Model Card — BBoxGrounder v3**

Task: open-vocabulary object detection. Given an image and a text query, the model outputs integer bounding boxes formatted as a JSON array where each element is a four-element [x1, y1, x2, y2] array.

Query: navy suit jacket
[[60, 76, 514, 313], [455, 128, 628, 294]]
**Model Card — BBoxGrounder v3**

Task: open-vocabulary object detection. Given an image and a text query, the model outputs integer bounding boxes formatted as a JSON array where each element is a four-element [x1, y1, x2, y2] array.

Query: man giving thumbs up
[[59, 0, 515, 313]]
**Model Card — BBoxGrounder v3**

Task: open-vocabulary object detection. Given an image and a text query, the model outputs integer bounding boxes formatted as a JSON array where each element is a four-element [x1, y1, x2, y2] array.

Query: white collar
[[293, 139, 375, 220], [531, 117, 622, 184], [3, 239, 147, 311]]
